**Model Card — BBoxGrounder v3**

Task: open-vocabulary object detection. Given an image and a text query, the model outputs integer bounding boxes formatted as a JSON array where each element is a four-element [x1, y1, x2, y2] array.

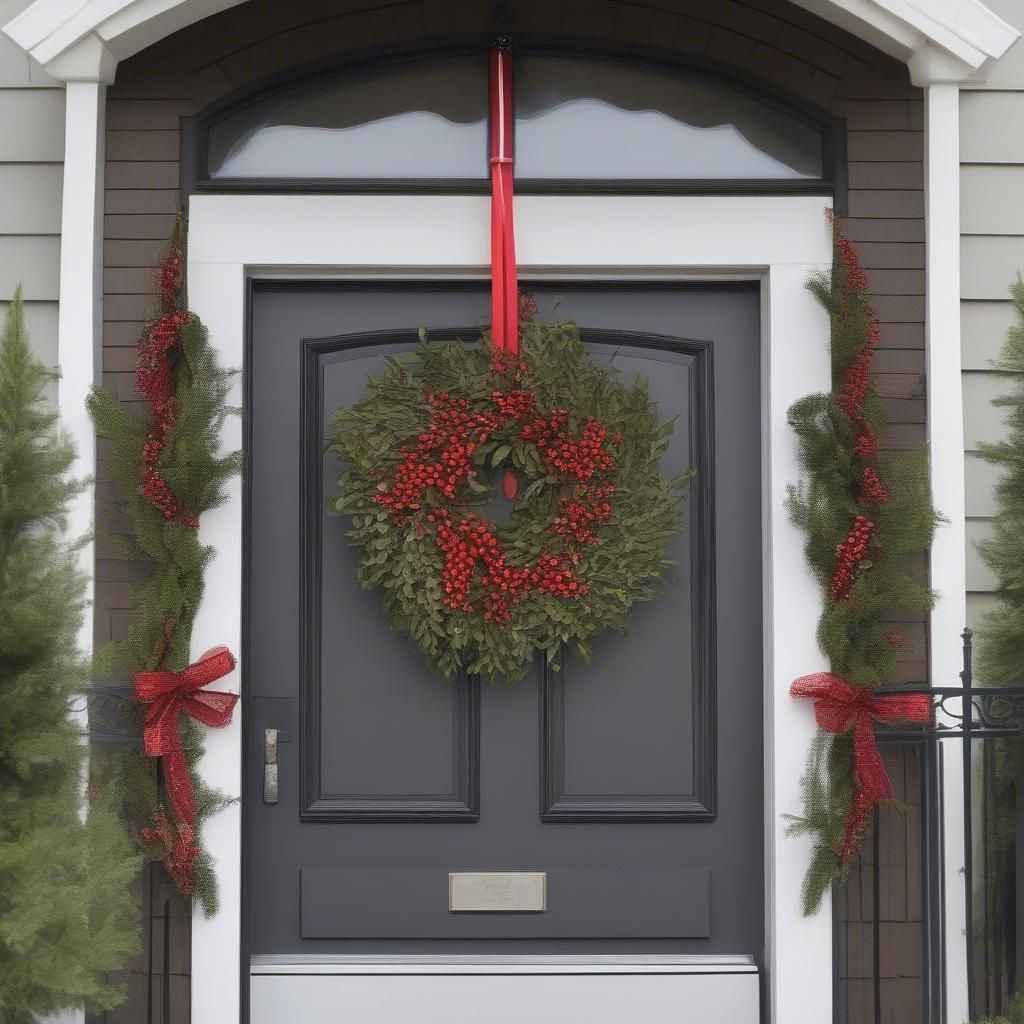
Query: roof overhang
[[2, 0, 1020, 84]]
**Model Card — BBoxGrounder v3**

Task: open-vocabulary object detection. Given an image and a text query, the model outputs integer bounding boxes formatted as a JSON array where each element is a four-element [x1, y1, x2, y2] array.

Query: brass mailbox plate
[[448, 872, 546, 912]]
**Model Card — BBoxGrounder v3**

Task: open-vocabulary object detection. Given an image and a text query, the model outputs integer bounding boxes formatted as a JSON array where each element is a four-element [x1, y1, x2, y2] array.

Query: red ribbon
[[489, 44, 519, 500], [135, 646, 239, 829], [790, 673, 931, 863]]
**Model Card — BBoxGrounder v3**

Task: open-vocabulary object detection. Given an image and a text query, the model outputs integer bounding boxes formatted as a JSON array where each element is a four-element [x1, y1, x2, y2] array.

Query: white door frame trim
[[4, 0, 1017, 77], [184, 191, 833, 1023]]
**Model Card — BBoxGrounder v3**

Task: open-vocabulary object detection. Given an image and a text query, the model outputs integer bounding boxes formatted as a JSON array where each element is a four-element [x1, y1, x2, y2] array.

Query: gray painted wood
[[0, 88, 64, 160], [962, 165, 1024, 235], [961, 0, 1024, 90], [0, 164, 63, 233], [962, 300, 1019, 369], [0, 4, 62, 377], [964, 372, 1012, 450], [960, 0, 1024, 607], [961, 91, 1024, 163], [965, 453, 1000, 519], [962, 236, 1024, 299], [967, 520, 998, 592], [248, 283, 761, 955]]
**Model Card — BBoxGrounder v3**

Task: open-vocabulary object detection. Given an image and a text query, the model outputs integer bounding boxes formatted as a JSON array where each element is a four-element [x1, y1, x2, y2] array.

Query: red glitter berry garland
[[88, 214, 242, 914], [785, 214, 937, 915], [329, 318, 690, 684]]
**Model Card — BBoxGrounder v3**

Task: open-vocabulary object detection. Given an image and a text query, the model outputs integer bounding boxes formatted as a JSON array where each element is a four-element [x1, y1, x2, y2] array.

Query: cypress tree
[[0, 290, 139, 1022]]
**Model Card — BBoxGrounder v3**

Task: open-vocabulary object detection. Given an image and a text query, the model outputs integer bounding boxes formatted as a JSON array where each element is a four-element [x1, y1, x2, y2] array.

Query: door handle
[[264, 728, 279, 804]]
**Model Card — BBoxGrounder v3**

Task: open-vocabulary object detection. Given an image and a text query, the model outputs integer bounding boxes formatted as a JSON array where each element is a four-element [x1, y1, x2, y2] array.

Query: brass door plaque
[[448, 872, 546, 912]]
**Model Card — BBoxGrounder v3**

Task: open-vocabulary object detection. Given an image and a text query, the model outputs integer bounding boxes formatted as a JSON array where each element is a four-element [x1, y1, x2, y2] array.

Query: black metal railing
[[863, 628, 1024, 1022]]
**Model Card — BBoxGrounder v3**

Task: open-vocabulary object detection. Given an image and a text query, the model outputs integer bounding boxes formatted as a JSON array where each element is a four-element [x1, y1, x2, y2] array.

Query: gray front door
[[246, 282, 762, 958]]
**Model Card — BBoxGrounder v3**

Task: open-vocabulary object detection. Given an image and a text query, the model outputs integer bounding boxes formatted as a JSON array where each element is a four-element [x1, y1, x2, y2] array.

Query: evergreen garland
[[785, 215, 937, 914], [87, 213, 241, 915], [328, 320, 691, 685], [0, 290, 139, 1022]]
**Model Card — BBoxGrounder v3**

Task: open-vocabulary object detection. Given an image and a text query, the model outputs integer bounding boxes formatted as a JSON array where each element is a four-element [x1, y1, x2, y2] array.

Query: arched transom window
[[195, 46, 840, 194]]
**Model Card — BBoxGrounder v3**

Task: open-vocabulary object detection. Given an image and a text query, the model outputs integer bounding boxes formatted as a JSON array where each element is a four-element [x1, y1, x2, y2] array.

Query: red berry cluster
[[135, 261, 198, 528], [860, 466, 889, 505], [492, 388, 536, 421], [141, 467, 198, 529], [551, 485, 615, 546], [826, 220, 891, 601], [139, 809, 201, 896], [491, 347, 529, 380], [829, 513, 875, 601], [158, 246, 183, 309], [828, 209, 870, 293], [372, 353, 621, 627], [836, 310, 882, 466], [136, 310, 188, 424], [521, 413, 615, 481], [434, 511, 583, 623], [374, 393, 499, 522], [836, 234, 870, 292]]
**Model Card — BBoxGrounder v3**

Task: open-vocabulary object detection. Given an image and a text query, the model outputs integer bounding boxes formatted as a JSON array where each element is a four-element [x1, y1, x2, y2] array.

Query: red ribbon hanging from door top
[[489, 41, 519, 499]]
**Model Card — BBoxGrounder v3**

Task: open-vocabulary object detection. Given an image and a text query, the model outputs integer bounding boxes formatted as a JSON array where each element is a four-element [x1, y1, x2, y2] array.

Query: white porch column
[[46, 33, 116, 662], [912, 46, 970, 1024], [57, 68, 111, 658], [37, 36, 115, 1024]]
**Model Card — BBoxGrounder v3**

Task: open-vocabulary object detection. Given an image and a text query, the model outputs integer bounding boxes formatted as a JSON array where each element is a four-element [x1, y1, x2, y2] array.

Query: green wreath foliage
[[327, 320, 692, 684]]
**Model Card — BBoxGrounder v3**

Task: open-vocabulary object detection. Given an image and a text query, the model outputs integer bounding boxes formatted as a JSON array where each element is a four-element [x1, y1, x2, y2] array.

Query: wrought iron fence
[[852, 628, 1024, 1023]]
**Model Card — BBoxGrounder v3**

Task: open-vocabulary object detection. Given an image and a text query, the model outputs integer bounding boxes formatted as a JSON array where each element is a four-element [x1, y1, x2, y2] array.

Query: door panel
[[246, 282, 762, 957]]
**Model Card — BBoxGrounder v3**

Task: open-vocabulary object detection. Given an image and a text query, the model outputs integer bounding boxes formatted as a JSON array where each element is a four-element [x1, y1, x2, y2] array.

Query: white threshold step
[[249, 955, 761, 1023]]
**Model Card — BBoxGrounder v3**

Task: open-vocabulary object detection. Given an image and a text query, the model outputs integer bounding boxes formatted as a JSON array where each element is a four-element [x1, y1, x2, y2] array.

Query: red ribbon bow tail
[[135, 646, 239, 829], [790, 673, 933, 866], [163, 737, 196, 829]]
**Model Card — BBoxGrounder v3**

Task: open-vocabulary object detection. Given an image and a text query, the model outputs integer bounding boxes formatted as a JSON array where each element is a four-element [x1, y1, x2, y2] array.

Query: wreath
[[327, 319, 692, 684]]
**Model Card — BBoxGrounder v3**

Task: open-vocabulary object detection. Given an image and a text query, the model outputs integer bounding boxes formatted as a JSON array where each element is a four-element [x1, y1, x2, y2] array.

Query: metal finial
[[490, 6, 513, 48]]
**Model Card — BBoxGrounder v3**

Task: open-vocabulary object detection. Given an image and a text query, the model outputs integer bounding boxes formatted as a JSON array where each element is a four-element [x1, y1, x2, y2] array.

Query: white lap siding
[[960, 0, 1024, 637], [0, 0, 62, 404]]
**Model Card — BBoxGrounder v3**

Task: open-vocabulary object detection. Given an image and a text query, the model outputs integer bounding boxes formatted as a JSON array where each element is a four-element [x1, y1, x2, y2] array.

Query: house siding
[[0, 0, 62, 397], [960, 0, 1024, 634]]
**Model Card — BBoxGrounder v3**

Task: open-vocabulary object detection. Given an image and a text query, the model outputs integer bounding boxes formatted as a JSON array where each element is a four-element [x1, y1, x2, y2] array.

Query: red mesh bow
[[790, 673, 931, 862], [135, 646, 238, 829]]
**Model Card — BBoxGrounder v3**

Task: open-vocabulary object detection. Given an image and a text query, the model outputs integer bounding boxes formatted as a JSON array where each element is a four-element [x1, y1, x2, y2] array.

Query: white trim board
[[4, 0, 1017, 81], [249, 953, 759, 974], [249, 972, 761, 1024], [186, 192, 834, 1024]]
